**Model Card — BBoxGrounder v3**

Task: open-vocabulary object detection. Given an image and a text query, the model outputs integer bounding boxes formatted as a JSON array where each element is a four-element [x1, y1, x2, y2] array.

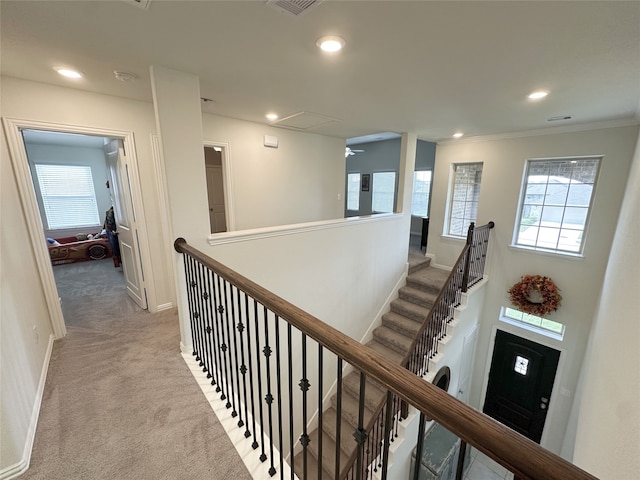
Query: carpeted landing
[[21, 259, 251, 480]]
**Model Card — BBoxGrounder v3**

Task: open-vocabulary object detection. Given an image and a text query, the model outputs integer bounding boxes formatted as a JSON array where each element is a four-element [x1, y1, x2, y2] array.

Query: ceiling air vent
[[267, 0, 324, 17]]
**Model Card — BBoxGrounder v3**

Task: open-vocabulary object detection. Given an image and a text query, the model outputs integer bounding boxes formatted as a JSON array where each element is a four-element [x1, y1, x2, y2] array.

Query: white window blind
[[35, 164, 101, 230], [411, 170, 432, 217], [347, 173, 360, 211], [372, 172, 396, 213]]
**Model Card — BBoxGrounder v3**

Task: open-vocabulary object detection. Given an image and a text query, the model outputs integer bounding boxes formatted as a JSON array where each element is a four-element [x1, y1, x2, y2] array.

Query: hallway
[[20, 259, 251, 480]]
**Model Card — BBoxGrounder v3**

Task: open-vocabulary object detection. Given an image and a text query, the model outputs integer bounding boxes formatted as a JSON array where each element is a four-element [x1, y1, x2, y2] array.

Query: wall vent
[[267, 0, 324, 17]]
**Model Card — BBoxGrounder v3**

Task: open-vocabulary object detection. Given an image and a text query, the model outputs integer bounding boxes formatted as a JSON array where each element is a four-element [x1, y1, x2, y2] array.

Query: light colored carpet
[[21, 259, 251, 479]]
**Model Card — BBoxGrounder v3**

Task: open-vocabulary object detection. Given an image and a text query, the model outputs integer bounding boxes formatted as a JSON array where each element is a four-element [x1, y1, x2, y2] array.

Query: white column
[[397, 132, 417, 215], [572, 132, 640, 478], [150, 65, 208, 352]]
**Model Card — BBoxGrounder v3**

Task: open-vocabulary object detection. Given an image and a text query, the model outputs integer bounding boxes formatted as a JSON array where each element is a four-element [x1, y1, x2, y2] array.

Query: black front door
[[483, 330, 560, 443]]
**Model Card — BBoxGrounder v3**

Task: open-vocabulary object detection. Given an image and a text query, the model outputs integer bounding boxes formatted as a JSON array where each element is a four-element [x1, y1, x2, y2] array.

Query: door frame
[[3, 117, 156, 337], [479, 324, 566, 447], [203, 140, 235, 232]]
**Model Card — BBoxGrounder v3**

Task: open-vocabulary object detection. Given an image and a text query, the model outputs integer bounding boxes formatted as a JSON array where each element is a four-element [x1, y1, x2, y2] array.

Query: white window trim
[[511, 155, 601, 257]]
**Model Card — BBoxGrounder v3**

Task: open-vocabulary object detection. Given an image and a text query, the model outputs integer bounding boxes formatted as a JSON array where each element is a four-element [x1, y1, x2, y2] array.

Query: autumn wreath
[[507, 275, 562, 316]]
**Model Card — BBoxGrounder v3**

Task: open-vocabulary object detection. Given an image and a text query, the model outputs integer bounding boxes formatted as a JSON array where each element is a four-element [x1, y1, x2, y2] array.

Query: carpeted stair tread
[[381, 311, 423, 338], [398, 285, 439, 308], [365, 340, 405, 365], [342, 371, 388, 411], [307, 426, 352, 479], [293, 450, 328, 480], [406, 267, 450, 294], [408, 254, 431, 274], [330, 389, 376, 430], [372, 325, 414, 355], [390, 297, 430, 323], [318, 407, 361, 454]]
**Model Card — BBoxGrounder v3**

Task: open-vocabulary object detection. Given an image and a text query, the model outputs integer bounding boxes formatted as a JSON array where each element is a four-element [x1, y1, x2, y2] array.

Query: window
[[372, 172, 396, 213], [447, 163, 483, 236], [35, 164, 101, 230], [514, 356, 530, 376], [500, 306, 565, 340], [411, 170, 432, 217], [514, 157, 600, 254], [346, 173, 360, 211]]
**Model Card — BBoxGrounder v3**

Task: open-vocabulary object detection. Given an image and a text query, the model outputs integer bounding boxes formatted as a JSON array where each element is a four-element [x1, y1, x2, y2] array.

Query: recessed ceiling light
[[453, 132, 464, 139], [316, 36, 345, 53], [266, 113, 279, 121], [528, 90, 549, 100], [55, 67, 83, 79]]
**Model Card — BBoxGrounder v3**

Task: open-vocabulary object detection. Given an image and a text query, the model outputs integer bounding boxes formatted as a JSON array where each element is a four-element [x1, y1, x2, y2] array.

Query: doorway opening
[[204, 145, 227, 234], [4, 118, 153, 337], [21, 129, 148, 321]]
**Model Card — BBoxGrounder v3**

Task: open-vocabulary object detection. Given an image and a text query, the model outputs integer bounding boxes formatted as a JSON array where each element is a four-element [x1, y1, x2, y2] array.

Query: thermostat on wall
[[264, 135, 278, 148]]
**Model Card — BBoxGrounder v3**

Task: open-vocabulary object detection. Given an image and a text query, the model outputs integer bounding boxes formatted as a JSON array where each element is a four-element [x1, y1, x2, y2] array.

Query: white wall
[[428, 125, 639, 456], [24, 142, 112, 238], [572, 130, 640, 479], [202, 114, 346, 232], [0, 129, 55, 476]]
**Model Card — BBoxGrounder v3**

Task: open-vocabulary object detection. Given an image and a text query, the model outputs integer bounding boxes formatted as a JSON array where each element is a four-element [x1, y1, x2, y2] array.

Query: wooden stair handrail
[[174, 238, 597, 480]]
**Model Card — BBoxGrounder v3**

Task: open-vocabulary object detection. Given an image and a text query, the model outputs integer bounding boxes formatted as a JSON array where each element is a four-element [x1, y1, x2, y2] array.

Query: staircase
[[292, 254, 450, 479]]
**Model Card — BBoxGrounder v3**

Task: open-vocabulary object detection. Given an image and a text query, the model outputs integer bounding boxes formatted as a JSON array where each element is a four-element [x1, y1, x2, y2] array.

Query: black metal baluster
[[201, 264, 216, 386], [222, 280, 239, 418], [207, 269, 224, 393], [299, 333, 309, 480], [335, 358, 343, 480], [412, 413, 427, 480], [253, 300, 267, 462], [381, 393, 393, 480], [287, 324, 294, 480], [228, 285, 243, 425], [196, 262, 211, 376], [354, 373, 368, 480], [186, 256, 203, 363], [317, 344, 323, 480], [244, 294, 259, 449], [182, 255, 198, 359], [263, 307, 277, 476], [214, 274, 231, 406], [235, 288, 251, 438], [274, 315, 284, 479]]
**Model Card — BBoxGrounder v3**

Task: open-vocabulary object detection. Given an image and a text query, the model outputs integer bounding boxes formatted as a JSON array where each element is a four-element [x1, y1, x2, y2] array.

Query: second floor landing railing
[[174, 230, 597, 480]]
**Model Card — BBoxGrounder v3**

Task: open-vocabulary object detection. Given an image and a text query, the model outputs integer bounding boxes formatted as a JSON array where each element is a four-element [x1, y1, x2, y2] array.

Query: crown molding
[[437, 118, 640, 146]]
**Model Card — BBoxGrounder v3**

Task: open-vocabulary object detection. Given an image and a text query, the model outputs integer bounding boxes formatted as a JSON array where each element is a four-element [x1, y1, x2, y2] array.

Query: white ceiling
[[2, 1, 639, 142]]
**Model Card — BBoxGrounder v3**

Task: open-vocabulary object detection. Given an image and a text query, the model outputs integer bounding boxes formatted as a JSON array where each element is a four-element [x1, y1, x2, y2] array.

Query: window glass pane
[[347, 173, 360, 211], [372, 172, 396, 213], [566, 184, 593, 206], [500, 306, 565, 340], [411, 170, 431, 217], [35, 164, 100, 230], [447, 163, 483, 236], [514, 157, 600, 254]]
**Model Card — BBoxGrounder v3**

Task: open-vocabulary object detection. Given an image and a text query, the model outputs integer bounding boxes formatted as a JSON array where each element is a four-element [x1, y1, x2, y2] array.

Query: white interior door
[[206, 165, 227, 233], [457, 324, 479, 404], [106, 139, 147, 309]]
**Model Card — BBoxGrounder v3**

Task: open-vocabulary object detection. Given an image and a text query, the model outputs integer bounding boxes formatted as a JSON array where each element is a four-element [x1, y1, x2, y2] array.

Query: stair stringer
[[371, 278, 489, 480]]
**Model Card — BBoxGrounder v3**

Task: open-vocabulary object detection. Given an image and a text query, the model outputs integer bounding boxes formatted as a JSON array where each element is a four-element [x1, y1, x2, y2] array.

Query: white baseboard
[[155, 302, 174, 312], [0, 334, 55, 480]]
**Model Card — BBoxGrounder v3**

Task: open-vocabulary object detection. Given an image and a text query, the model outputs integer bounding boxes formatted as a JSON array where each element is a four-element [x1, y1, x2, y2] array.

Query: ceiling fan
[[345, 146, 365, 157]]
